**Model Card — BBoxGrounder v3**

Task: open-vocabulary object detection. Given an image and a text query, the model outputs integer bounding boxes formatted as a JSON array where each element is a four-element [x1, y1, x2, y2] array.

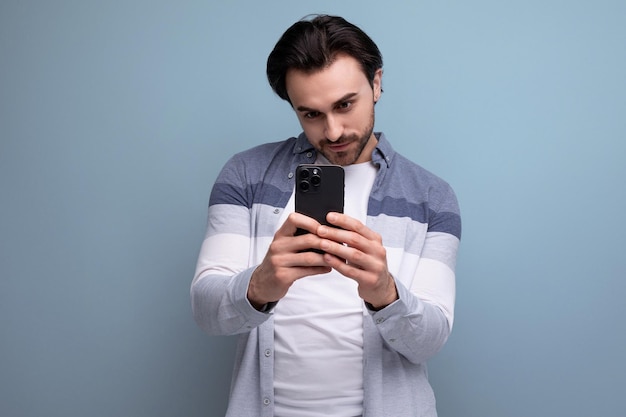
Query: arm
[[190, 153, 271, 336], [191, 165, 336, 336], [191, 203, 273, 336], [320, 188, 461, 364], [368, 231, 459, 364]]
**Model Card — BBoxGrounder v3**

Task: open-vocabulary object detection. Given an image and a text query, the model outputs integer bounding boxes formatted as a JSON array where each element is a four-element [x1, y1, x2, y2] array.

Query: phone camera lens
[[310, 175, 321, 187], [299, 181, 310, 192], [299, 169, 310, 179]]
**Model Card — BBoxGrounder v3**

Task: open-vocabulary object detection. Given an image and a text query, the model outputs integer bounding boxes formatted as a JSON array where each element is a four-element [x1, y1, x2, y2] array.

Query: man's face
[[285, 54, 382, 166]]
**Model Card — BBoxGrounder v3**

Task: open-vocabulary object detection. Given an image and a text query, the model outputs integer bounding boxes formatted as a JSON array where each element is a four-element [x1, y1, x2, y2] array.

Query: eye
[[337, 101, 352, 111], [304, 111, 320, 119]]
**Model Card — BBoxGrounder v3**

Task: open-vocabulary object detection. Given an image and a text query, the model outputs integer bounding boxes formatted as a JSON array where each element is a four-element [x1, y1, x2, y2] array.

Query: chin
[[323, 153, 356, 166]]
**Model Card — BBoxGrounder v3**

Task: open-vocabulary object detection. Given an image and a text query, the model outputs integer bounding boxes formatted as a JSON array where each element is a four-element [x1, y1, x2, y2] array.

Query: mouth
[[326, 141, 352, 153]]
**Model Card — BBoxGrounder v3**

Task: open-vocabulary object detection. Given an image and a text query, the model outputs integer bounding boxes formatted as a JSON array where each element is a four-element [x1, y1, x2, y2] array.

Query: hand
[[247, 212, 331, 309], [317, 212, 398, 309]]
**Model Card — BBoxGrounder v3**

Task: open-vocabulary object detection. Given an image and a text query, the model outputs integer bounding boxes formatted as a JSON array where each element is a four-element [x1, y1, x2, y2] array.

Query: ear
[[373, 68, 383, 102]]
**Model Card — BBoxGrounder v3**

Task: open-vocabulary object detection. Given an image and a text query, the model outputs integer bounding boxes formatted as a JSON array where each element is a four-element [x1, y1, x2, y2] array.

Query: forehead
[[285, 54, 370, 108]]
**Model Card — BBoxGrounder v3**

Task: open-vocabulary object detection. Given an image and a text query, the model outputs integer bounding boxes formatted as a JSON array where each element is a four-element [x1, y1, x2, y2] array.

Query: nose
[[324, 115, 343, 142]]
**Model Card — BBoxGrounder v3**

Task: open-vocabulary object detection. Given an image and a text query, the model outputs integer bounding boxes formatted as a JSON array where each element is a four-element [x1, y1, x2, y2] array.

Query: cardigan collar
[[293, 131, 394, 169]]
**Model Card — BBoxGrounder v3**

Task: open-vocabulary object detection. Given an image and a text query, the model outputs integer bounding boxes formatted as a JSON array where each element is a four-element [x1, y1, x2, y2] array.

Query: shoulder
[[396, 154, 458, 209], [216, 136, 300, 180], [377, 134, 455, 199], [209, 137, 301, 207], [392, 153, 450, 189], [375, 134, 459, 215]]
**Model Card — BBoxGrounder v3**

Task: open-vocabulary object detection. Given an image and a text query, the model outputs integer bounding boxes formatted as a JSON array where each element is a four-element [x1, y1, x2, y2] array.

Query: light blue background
[[1, 1, 625, 416]]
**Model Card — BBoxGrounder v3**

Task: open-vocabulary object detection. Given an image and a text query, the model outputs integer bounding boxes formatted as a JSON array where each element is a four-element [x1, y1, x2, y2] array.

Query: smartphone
[[294, 164, 345, 243]]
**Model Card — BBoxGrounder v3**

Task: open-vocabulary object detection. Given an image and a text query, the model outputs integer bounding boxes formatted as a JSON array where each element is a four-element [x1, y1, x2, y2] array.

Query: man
[[192, 15, 461, 417]]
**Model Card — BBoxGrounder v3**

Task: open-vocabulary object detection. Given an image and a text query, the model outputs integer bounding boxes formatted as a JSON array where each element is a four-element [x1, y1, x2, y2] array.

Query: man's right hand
[[247, 212, 332, 310]]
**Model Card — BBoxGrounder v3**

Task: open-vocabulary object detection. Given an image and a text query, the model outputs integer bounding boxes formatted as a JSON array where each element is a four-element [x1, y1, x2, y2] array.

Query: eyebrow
[[295, 92, 359, 113]]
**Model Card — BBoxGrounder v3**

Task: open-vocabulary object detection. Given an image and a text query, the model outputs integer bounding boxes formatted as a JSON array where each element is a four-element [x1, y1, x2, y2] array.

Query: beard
[[318, 108, 375, 166]]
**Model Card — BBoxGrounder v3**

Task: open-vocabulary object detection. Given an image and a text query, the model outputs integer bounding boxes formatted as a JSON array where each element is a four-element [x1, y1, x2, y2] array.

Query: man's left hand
[[317, 212, 398, 309]]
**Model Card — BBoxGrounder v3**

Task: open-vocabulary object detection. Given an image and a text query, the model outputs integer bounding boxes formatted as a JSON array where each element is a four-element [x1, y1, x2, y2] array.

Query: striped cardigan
[[192, 132, 461, 416]]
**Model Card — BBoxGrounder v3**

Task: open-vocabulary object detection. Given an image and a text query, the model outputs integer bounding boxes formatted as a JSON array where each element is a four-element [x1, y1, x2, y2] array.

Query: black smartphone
[[294, 164, 345, 242]]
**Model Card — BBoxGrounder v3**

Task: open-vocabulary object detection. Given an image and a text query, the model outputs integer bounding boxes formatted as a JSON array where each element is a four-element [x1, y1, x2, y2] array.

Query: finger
[[325, 212, 382, 243], [324, 251, 364, 277], [317, 224, 378, 256], [319, 238, 352, 262], [286, 247, 330, 268], [274, 212, 321, 238], [319, 238, 372, 274], [320, 234, 388, 277], [268, 236, 326, 265]]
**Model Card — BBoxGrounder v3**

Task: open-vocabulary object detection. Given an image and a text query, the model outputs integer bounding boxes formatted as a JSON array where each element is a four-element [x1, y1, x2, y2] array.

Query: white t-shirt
[[273, 159, 378, 417]]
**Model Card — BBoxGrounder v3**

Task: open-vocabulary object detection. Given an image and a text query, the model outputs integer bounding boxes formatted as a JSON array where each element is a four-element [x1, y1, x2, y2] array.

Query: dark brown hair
[[266, 15, 383, 103]]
